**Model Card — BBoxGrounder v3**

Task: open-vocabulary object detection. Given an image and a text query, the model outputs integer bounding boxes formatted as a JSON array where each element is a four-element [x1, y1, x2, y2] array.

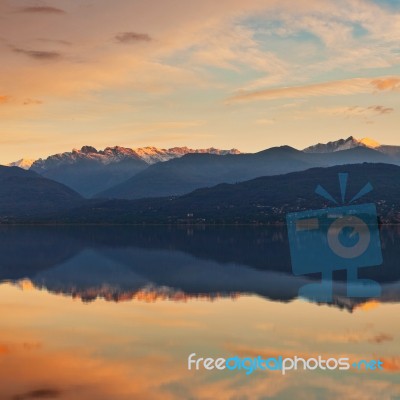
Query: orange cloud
[[0, 96, 42, 106], [0, 95, 11, 104], [0, 344, 11, 354], [0, 341, 41, 355], [354, 300, 380, 311], [380, 357, 400, 372], [227, 76, 400, 103], [371, 77, 400, 91]]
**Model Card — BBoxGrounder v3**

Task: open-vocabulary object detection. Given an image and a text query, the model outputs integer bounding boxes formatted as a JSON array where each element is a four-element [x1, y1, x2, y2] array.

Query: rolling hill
[[0, 166, 83, 218], [29, 163, 400, 224], [96, 146, 394, 200]]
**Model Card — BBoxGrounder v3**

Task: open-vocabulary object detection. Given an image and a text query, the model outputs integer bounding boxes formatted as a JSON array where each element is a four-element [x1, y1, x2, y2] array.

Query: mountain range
[[2, 136, 400, 223], [97, 145, 394, 200], [5, 136, 399, 200], [12, 163, 400, 224], [304, 136, 400, 158], [303, 136, 380, 153], [27, 146, 240, 197]]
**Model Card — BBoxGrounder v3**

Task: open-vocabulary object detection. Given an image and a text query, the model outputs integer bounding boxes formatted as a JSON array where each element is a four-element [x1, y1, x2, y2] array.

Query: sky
[[0, 0, 399, 163]]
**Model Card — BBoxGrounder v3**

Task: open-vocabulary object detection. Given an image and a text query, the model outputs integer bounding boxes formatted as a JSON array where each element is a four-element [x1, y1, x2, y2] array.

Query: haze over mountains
[[6, 136, 400, 199], [30, 146, 148, 197], [1, 136, 400, 223], [27, 146, 240, 197], [97, 145, 394, 200], [48, 163, 400, 225]]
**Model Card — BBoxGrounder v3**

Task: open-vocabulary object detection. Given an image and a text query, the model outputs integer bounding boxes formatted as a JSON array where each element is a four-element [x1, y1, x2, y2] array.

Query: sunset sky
[[0, 0, 399, 164]]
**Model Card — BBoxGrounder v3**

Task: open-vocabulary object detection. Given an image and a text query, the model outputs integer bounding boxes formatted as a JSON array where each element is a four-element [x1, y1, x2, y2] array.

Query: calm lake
[[0, 226, 399, 399]]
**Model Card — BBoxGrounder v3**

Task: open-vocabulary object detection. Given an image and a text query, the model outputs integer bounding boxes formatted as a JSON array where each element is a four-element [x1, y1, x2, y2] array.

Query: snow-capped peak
[[133, 146, 240, 164], [7, 158, 35, 170], [303, 136, 380, 153], [29, 145, 241, 171]]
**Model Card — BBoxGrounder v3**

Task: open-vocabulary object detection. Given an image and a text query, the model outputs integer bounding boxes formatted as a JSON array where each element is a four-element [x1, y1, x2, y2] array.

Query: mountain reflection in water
[[0, 226, 399, 310]]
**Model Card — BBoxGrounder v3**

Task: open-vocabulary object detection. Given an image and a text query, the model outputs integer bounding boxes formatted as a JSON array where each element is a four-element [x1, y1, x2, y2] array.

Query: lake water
[[0, 226, 399, 399]]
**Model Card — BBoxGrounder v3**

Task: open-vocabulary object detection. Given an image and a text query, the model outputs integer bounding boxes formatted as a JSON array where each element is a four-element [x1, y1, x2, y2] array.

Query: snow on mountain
[[31, 145, 241, 170], [31, 146, 142, 170], [134, 146, 240, 164], [303, 136, 381, 153], [12, 138, 397, 172], [7, 158, 35, 170]]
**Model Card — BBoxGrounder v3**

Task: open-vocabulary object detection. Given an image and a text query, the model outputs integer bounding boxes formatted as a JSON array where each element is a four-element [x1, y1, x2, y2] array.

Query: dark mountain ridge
[[0, 166, 83, 218], [29, 145, 240, 197], [97, 146, 394, 200], [19, 163, 400, 224]]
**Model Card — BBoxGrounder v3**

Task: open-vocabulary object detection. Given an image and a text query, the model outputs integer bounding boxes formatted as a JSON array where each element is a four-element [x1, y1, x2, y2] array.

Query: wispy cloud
[[369, 333, 394, 344], [115, 32, 152, 44], [37, 38, 71, 46], [318, 105, 394, 117], [23, 98, 43, 106], [227, 76, 400, 103], [12, 47, 62, 61], [371, 77, 400, 91], [18, 6, 65, 14], [368, 105, 394, 115], [0, 95, 42, 106], [0, 0, 399, 158], [13, 388, 62, 400]]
